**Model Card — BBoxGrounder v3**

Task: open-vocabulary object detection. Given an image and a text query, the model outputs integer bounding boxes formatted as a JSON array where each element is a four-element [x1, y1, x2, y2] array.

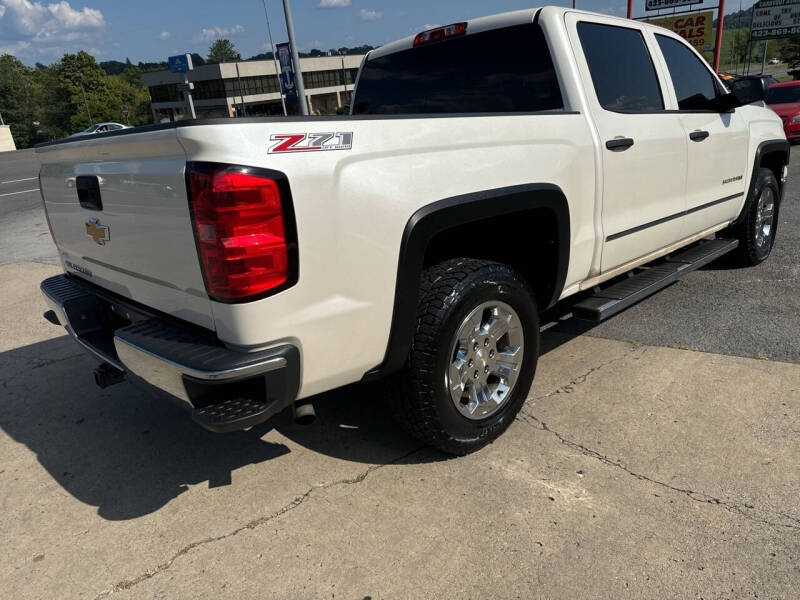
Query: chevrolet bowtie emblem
[[85, 218, 110, 245]]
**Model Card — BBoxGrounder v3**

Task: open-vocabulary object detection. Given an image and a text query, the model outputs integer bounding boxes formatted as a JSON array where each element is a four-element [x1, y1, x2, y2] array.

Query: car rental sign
[[645, 11, 713, 50], [750, 0, 800, 39]]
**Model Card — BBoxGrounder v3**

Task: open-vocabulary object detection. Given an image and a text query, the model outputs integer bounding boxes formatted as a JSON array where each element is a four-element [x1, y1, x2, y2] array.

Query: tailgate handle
[[76, 176, 103, 211]]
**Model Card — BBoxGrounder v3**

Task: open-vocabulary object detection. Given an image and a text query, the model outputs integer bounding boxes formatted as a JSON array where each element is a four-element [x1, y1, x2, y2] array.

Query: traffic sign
[[121, 105, 129, 118], [168, 54, 194, 73]]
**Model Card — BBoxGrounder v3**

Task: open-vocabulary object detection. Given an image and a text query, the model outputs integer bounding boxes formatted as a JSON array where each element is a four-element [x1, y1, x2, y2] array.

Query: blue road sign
[[168, 54, 193, 73]]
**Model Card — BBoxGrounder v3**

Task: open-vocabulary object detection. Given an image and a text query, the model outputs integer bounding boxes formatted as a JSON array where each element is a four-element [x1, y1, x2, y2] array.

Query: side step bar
[[572, 238, 738, 322]]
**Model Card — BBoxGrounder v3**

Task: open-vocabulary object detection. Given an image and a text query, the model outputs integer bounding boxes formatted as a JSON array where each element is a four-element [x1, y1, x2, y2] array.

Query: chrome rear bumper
[[40, 274, 299, 429]]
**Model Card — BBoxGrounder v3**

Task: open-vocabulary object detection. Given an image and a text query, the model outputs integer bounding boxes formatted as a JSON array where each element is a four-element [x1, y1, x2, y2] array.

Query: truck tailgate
[[37, 129, 214, 330]]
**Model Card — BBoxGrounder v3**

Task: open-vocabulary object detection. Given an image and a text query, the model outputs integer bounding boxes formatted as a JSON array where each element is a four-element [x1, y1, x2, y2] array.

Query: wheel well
[[422, 208, 561, 310], [760, 150, 787, 190]]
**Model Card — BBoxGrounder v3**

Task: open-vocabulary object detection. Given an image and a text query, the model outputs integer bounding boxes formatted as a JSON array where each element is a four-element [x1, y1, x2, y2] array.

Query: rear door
[[566, 14, 689, 272], [651, 32, 749, 236]]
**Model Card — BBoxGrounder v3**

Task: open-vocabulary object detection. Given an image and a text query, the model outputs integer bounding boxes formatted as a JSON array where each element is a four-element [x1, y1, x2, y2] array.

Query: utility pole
[[339, 50, 348, 107], [75, 72, 93, 126], [261, 0, 287, 116], [282, 0, 309, 115], [713, 0, 726, 72]]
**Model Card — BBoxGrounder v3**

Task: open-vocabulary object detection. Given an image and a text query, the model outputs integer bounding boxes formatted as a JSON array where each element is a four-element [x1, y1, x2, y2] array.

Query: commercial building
[[142, 55, 364, 122]]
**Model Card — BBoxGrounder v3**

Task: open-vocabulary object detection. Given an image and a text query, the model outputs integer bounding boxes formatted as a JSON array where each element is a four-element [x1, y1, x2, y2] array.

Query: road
[[556, 154, 800, 364], [0, 148, 798, 599], [0, 148, 57, 265]]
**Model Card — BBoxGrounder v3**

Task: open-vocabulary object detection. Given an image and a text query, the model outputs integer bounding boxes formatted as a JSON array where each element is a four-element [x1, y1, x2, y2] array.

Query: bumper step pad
[[193, 397, 275, 433], [572, 238, 739, 322]]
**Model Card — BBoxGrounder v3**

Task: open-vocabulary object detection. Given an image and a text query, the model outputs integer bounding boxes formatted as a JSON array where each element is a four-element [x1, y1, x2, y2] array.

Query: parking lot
[[1, 148, 798, 598]]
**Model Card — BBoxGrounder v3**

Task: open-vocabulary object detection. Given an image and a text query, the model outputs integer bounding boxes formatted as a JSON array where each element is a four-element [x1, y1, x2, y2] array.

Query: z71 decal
[[269, 132, 353, 154]]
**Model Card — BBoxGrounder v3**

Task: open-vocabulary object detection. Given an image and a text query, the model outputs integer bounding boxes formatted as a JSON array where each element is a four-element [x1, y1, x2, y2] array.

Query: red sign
[[121, 105, 129, 117]]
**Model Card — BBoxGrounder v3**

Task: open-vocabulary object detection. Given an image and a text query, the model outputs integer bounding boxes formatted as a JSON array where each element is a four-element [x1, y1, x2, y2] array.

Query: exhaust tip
[[293, 400, 316, 426]]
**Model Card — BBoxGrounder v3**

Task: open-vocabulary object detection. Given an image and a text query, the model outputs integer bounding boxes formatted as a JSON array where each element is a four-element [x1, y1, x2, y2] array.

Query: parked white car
[[69, 122, 131, 136], [37, 7, 788, 454]]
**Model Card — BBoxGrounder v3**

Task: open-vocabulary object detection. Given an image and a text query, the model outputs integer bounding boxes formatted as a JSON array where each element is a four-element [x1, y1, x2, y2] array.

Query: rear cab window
[[352, 23, 563, 114], [576, 22, 664, 112]]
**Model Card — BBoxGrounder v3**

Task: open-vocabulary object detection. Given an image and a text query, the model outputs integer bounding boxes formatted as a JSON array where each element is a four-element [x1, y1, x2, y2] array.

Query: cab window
[[656, 34, 720, 110], [352, 24, 563, 114], [577, 22, 664, 112]]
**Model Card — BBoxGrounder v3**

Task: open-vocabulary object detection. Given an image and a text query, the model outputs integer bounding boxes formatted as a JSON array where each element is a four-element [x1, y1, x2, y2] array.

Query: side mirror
[[729, 76, 768, 107]]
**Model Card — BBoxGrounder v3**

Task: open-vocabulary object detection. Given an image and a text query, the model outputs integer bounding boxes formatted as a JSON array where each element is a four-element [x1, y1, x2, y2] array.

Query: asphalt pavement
[[555, 154, 800, 364], [0, 148, 57, 265]]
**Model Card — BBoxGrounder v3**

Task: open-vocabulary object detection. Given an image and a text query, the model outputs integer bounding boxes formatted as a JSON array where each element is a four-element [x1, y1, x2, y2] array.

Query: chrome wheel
[[447, 300, 524, 420], [754, 186, 775, 249]]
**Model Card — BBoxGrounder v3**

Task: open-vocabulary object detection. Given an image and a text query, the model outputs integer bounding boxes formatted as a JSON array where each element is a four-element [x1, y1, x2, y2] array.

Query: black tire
[[389, 258, 539, 455], [723, 168, 780, 266]]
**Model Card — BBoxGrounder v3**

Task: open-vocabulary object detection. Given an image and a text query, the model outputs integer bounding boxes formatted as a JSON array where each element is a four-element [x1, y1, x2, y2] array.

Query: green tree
[[207, 39, 241, 63], [55, 51, 120, 132], [0, 55, 37, 148], [106, 75, 151, 126], [779, 37, 800, 79]]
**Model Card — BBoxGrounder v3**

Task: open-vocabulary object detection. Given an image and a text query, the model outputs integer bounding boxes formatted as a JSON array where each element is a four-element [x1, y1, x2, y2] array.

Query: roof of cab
[[365, 6, 671, 62], [368, 8, 539, 60]]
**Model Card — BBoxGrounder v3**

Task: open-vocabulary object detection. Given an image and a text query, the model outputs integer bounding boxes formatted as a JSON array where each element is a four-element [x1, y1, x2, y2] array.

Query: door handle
[[605, 137, 634, 151], [689, 130, 709, 141]]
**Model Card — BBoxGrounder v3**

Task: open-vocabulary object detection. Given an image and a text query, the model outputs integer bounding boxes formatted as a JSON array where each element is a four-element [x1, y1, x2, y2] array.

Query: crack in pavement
[[516, 411, 800, 531], [0, 352, 86, 390], [534, 344, 643, 400], [92, 446, 426, 599]]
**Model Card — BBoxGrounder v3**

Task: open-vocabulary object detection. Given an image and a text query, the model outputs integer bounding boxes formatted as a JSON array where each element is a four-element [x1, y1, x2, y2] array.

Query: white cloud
[[159, 31, 170, 40], [318, 0, 349, 7], [0, 39, 30, 54], [0, 0, 105, 58], [359, 9, 381, 21], [47, 1, 103, 29], [197, 24, 245, 42]]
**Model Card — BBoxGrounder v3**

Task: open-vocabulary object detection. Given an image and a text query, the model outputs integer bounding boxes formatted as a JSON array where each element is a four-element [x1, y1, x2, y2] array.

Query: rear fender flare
[[364, 183, 570, 380]]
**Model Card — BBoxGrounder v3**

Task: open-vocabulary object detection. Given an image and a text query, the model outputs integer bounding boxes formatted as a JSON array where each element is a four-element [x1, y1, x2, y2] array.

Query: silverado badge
[[85, 218, 110, 245]]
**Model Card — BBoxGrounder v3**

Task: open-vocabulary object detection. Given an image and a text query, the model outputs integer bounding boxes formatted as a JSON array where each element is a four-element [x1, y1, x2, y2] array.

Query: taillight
[[39, 173, 57, 243], [187, 163, 297, 302], [413, 22, 467, 47]]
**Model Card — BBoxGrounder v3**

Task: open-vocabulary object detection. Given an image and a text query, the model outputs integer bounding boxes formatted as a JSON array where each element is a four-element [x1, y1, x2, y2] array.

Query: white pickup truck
[[38, 7, 788, 454]]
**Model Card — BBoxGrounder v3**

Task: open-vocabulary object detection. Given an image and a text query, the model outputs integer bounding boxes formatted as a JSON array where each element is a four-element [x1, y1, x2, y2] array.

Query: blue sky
[[0, 0, 756, 66]]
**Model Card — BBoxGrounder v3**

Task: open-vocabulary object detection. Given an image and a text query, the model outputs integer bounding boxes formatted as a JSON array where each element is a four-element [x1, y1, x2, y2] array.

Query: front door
[[652, 32, 750, 236]]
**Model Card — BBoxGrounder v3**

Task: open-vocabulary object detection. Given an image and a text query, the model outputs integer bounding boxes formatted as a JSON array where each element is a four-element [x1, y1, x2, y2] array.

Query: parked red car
[[767, 81, 800, 140]]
